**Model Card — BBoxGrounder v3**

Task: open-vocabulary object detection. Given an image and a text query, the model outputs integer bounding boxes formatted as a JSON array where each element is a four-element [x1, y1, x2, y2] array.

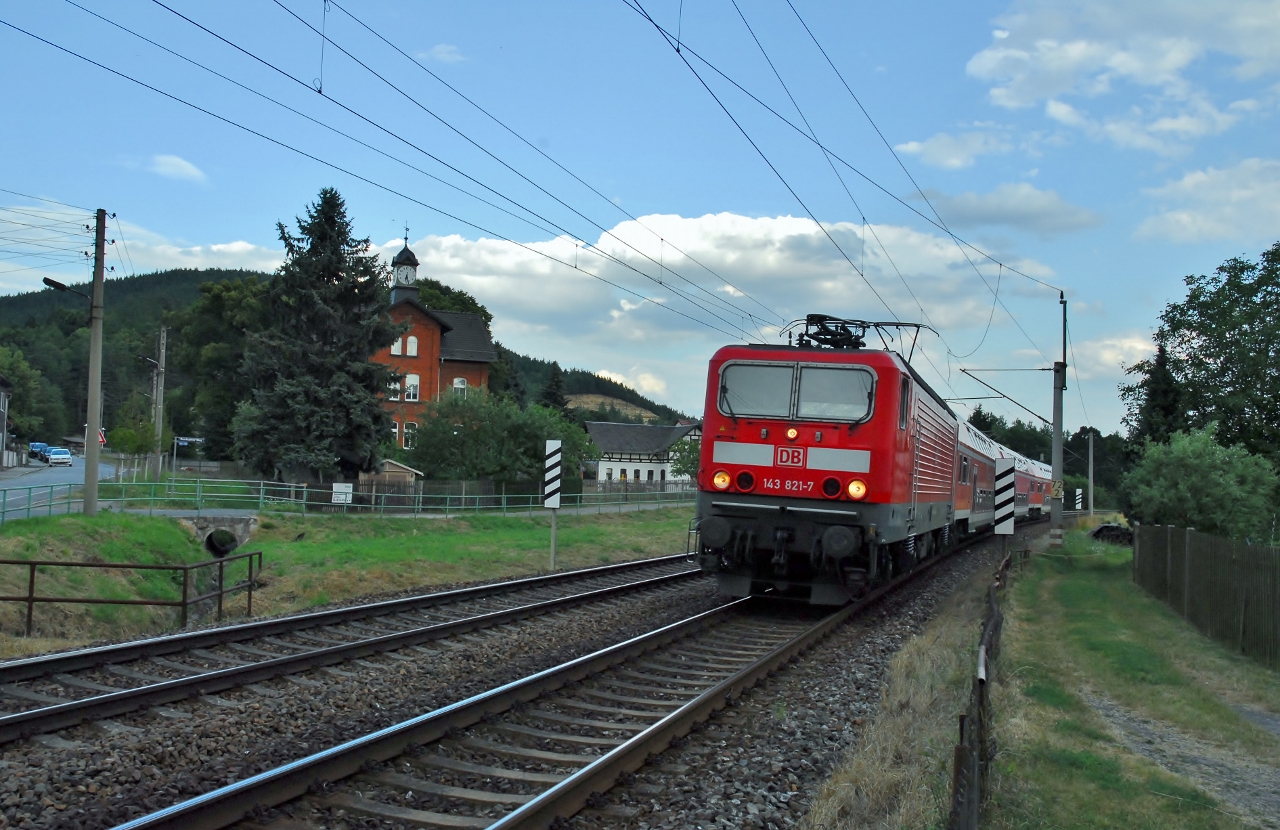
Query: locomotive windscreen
[[720, 362, 875, 421], [720, 363, 793, 417], [797, 366, 874, 420]]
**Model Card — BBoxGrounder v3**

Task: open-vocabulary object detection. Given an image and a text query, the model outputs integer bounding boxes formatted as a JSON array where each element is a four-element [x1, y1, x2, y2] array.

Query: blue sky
[[2, 0, 1277, 434]]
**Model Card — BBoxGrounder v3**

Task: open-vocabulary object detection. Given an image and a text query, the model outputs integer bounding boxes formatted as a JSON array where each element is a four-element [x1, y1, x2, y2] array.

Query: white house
[[586, 421, 701, 489]]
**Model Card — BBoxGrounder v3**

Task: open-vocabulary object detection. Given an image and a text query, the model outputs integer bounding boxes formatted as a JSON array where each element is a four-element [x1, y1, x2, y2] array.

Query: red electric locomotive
[[693, 315, 1050, 605]]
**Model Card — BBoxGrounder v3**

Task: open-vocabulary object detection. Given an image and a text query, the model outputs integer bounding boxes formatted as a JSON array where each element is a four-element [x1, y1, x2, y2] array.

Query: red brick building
[[375, 241, 498, 449]]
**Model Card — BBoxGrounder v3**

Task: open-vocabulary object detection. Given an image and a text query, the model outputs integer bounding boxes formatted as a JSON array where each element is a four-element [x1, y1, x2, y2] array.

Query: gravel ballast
[[0, 578, 722, 830]]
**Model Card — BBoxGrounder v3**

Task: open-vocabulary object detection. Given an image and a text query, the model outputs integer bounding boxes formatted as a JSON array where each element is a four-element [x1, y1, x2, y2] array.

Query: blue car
[[28, 442, 48, 460]]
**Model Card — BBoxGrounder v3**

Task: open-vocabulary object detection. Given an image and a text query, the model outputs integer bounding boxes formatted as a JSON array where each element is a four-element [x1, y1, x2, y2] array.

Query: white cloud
[[1136, 158, 1280, 242], [923, 182, 1101, 235], [596, 369, 668, 397], [419, 44, 464, 63], [149, 155, 206, 182], [1068, 332, 1154, 380], [894, 131, 1011, 169], [967, 0, 1280, 151]]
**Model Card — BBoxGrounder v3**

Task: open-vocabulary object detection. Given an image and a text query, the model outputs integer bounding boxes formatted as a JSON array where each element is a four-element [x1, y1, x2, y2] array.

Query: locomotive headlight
[[847, 479, 868, 500], [786, 427, 799, 440], [712, 470, 732, 490]]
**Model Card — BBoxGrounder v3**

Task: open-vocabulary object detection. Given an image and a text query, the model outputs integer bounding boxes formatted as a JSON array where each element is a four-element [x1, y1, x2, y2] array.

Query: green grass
[[986, 530, 1280, 829], [0, 506, 695, 654]]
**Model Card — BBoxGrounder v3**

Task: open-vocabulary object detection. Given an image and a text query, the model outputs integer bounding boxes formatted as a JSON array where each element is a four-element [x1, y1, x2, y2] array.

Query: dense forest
[[0, 267, 687, 451]]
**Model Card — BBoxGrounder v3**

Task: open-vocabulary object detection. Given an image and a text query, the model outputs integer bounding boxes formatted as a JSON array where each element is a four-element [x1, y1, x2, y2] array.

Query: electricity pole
[[152, 326, 166, 479], [1050, 292, 1066, 548], [1088, 431, 1095, 516], [83, 209, 106, 517]]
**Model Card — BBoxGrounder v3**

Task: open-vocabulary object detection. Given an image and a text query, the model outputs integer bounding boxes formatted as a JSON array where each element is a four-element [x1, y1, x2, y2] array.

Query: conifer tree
[[537, 362, 569, 414], [1129, 343, 1183, 446], [231, 188, 401, 481]]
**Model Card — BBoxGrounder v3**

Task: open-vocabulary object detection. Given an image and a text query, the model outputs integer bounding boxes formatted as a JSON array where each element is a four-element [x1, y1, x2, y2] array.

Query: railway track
[[116, 542, 956, 830], [0, 554, 700, 745]]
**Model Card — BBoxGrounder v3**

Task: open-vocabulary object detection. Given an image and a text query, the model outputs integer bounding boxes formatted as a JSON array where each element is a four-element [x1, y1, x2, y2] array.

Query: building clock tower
[[390, 227, 419, 305]]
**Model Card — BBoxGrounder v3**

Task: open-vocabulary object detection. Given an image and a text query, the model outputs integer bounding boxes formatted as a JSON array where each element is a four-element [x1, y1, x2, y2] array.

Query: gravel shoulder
[[566, 540, 1007, 830], [0, 578, 722, 830]]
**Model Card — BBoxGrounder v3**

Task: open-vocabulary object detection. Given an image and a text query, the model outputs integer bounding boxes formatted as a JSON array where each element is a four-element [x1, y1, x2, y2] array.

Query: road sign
[[331, 483, 353, 504], [544, 440, 562, 509], [994, 458, 1016, 535]]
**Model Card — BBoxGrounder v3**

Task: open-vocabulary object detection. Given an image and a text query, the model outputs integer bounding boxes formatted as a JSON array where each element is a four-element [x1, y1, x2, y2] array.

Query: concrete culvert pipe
[[204, 528, 240, 557]]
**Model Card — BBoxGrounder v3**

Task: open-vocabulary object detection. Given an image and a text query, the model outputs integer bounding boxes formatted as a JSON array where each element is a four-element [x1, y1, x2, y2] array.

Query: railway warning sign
[[994, 458, 1016, 535], [331, 483, 353, 504], [544, 440, 562, 509], [1075, 488, 1083, 510]]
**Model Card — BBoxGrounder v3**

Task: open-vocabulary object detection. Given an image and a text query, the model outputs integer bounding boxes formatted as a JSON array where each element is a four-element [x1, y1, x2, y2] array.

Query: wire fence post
[[259, 480, 265, 511], [25, 562, 36, 636]]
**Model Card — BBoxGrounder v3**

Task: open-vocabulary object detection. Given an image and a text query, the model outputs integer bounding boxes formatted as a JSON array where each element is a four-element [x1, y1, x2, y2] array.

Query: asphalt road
[[0, 457, 115, 518]]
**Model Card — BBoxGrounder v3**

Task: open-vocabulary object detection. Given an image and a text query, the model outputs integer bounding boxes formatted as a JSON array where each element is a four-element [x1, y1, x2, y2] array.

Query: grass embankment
[[987, 531, 1280, 829], [244, 507, 693, 617], [0, 514, 206, 656], [0, 507, 694, 658], [802, 549, 1000, 829]]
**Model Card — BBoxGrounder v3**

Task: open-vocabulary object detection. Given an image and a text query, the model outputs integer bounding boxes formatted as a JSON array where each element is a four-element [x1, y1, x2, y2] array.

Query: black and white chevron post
[[543, 439, 562, 509], [994, 458, 1016, 535], [1075, 489, 1083, 510], [545, 439, 562, 570]]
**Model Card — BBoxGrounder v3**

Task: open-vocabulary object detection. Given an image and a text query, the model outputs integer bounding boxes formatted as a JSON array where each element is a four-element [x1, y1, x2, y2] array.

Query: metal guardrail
[[0, 549, 262, 635], [0, 478, 696, 524]]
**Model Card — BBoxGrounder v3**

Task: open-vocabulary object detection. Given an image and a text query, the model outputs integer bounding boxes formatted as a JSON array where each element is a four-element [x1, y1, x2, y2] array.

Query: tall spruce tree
[[231, 189, 401, 481], [538, 362, 569, 414], [1126, 343, 1183, 447]]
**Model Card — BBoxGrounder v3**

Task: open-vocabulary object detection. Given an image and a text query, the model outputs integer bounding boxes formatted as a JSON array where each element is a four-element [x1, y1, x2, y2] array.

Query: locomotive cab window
[[796, 366, 874, 421], [898, 375, 911, 429], [719, 363, 794, 418]]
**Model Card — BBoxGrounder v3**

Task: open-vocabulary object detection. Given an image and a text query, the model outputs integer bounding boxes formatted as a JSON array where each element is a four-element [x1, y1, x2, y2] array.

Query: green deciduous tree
[[406, 391, 596, 481], [231, 188, 402, 481], [670, 436, 700, 479], [1122, 242, 1280, 464], [0, 344, 65, 441], [168, 277, 267, 459], [416, 277, 492, 326], [1123, 426, 1277, 540]]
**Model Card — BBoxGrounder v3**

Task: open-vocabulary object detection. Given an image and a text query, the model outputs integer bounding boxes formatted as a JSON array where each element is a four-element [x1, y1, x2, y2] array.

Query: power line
[[0, 187, 92, 213], [0, 15, 746, 342], [326, 0, 783, 327], [622, 0, 1055, 365], [111, 214, 135, 276], [145, 0, 762, 338], [260, 0, 772, 332]]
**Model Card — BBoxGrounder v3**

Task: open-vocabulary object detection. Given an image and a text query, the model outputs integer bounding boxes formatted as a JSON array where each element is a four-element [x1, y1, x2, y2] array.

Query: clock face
[[394, 265, 415, 285]]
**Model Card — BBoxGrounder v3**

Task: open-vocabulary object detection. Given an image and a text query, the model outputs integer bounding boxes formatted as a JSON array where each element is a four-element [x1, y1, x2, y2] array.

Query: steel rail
[[0, 552, 695, 682], [114, 533, 960, 830], [0, 567, 701, 745]]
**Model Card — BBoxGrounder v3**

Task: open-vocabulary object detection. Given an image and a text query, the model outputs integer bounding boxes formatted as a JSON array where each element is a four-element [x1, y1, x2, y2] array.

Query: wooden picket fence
[[1133, 524, 1280, 670]]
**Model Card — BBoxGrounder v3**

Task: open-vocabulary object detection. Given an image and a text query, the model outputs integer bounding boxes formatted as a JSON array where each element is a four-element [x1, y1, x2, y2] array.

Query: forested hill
[[0, 268, 686, 443], [0, 269, 256, 328]]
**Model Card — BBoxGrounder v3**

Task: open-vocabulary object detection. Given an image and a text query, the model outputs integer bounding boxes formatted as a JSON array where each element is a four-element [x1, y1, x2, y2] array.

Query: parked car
[[47, 448, 72, 467], [28, 442, 48, 460]]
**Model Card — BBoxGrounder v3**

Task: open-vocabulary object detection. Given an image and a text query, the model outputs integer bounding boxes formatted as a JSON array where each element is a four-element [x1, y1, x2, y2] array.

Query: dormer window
[[390, 337, 402, 356], [406, 336, 418, 357]]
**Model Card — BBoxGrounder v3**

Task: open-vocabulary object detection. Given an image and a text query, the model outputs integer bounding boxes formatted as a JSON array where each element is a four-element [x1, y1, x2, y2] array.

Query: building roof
[[391, 244, 419, 267], [433, 310, 498, 363], [380, 458, 424, 477], [586, 421, 700, 455]]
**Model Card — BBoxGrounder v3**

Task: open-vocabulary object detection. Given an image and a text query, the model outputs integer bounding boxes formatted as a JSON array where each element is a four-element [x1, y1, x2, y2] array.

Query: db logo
[[776, 446, 805, 467]]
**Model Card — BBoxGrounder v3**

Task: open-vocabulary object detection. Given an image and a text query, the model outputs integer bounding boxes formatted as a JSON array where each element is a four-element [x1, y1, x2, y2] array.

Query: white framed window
[[406, 336, 418, 357], [404, 421, 418, 449], [391, 420, 400, 445], [605, 468, 613, 481], [388, 379, 401, 401], [647, 469, 654, 482], [390, 337, 402, 356], [405, 374, 420, 402], [634, 469, 641, 482]]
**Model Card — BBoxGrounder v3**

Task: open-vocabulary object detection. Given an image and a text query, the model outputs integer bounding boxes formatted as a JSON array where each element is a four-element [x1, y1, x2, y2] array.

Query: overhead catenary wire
[[619, 0, 1057, 365], [325, 0, 783, 326], [142, 0, 763, 339], [0, 16, 748, 342], [261, 0, 775, 333], [0, 187, 93, 213]]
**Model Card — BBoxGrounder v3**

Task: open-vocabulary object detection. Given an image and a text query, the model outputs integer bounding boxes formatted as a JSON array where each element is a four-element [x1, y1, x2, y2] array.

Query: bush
[[1122, 425, 1277, 540]]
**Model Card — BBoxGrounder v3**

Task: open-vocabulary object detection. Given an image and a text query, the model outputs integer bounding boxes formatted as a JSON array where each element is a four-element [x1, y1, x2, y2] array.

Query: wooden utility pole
[[83, 209, 106, 516]]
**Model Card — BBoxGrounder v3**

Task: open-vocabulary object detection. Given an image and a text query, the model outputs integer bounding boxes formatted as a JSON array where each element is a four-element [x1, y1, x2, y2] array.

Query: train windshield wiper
[[719, 383, 738, 423]]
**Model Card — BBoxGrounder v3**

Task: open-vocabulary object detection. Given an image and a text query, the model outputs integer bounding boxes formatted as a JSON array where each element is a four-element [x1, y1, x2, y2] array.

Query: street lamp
[[43, 209, 106, 516]]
